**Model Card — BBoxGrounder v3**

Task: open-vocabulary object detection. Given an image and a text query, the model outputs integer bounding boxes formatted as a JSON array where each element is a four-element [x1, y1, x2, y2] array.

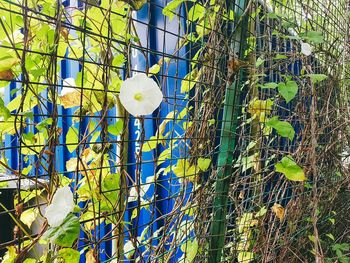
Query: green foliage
[[275, 156, 306, 181], [305, 74, 328, 84], [301, 31, 324, 44], [266, 116, 295, 140], [57, 248, 80, 263], [0, 97, 11, 121], [163, 0, 190, 21], [277, 81, 298, 103], [197, 158, 211, 171], [180, 238, 198, 262], [42, 214, 80, 247], [66, 126, 79, 153], [108, 119, 124, 136], [188, 4, 205, 22]]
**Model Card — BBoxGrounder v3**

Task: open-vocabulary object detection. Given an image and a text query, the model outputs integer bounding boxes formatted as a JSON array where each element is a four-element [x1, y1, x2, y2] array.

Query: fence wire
[[0, 0, 349, 263]]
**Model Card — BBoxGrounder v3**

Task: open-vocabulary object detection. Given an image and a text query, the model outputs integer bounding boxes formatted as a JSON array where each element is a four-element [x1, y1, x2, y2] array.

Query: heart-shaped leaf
[[275, 156, 306, 181], [42, 214, 80, 247], [278, 81, 298, 103], [266, 117, 295, 140]]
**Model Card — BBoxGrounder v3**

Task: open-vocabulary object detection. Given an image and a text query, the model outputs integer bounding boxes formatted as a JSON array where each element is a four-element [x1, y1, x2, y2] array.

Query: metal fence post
[[208, 0, 249, 262]]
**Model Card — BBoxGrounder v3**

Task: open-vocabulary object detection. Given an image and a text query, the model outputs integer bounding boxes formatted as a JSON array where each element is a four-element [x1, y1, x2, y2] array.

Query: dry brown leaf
[[86, 249, 96, 263], [0, 69, 14, 81], [271, 203, 285, 222], [59, 90, 81, 108]]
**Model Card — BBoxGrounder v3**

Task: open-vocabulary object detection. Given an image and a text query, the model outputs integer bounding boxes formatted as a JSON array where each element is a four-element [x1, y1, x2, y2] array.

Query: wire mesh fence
[[0, 0, 349, 262]]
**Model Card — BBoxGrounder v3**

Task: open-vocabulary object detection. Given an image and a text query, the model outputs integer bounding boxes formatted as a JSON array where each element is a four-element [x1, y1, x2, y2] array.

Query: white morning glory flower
[[301, 42, 312, 56], [119, 73, 163, 116], [44, 186, 75, 227], [59, 78, 81, 108]]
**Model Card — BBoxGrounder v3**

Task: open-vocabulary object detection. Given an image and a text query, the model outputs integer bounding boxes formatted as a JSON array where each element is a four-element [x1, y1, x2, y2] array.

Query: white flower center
[[134, 92, 143, 101]]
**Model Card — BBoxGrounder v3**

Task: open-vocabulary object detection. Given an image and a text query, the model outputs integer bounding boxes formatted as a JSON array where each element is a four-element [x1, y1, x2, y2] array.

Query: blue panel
[[151, 1, 190, 260], [125, 5, 158, 261]]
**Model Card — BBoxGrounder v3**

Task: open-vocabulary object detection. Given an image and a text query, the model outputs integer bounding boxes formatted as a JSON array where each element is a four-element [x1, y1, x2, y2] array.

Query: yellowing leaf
[[275, 156, 306, 181], [143, 135, 161, 152], [2, 246, 17, 263], [181, 69, 200, 93], [158, 148, 171, 166], [58, 248, 80, 263], [0, 56, 20, 71], [59, 90, 81, 109], [237, 252, 254, 263], [148, 64, 161, 75], [173, 159, 197, 182], [197, 158, 211, 171], [237, 213, 258, 234], [66, 126, 79, 153], [271, 203, 285, 222], [247, 98, 273, 116], [21, 132, 45, 155], [180, 238, 198, 262], [20, 208, 38, 228], [124, 240, 136, 259]]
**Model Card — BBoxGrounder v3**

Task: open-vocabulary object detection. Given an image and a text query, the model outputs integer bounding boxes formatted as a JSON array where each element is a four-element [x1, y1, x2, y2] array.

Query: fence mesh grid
[[0, 0, 349, 262]]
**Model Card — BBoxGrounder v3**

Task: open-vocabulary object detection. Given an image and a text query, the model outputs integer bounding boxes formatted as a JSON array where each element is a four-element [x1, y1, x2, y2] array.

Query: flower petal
[[44, 186, 75, 227], [44, 204, 69, 227], [301, 42, 312, 56], [119, 73, 163, 116]]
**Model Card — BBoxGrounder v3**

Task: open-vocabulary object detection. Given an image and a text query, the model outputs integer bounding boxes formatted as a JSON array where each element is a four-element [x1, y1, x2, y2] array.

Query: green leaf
[[20, 208, 38, 228], [255, 206, 267, 217], [127, 0, 147, 10], [0, 181, 8, 188], [36, 118, 53, 131], [100, 173, 120, 212], [142, 135, 160, 152], [255, 57, 264, 67], [148, 64, 161, 75], [261, 82, 278, 89], [163, 0, 189, 21], [197, 158, 211, 171], [188, 3, 205, 22], [0, 97, 11, 121], [326, 233, 335, 241], [0, 56, 20, 71], [237, 252, 254, 263], [23, 259, 36, 263], [274, 54, 287, 60], [275, 156, 306, 181], [108, 119, 123, 136], [112, 54, 126, 67], [302, 31, 324, 44], [66, 126, 79, 153], [181, 69, 199, 93], [180, 238, 198, 262], [305, 74, 328, 84], [57, 248, 80, 263], [2, 246, 17, 263], [266, 117, 295, 140], [278, 81, 298, 103], [42, 214, 80, 247]]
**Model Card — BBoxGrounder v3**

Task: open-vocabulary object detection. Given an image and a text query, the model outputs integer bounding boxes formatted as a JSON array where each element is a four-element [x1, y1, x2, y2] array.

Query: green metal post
[[208, 0, 249, 262]]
